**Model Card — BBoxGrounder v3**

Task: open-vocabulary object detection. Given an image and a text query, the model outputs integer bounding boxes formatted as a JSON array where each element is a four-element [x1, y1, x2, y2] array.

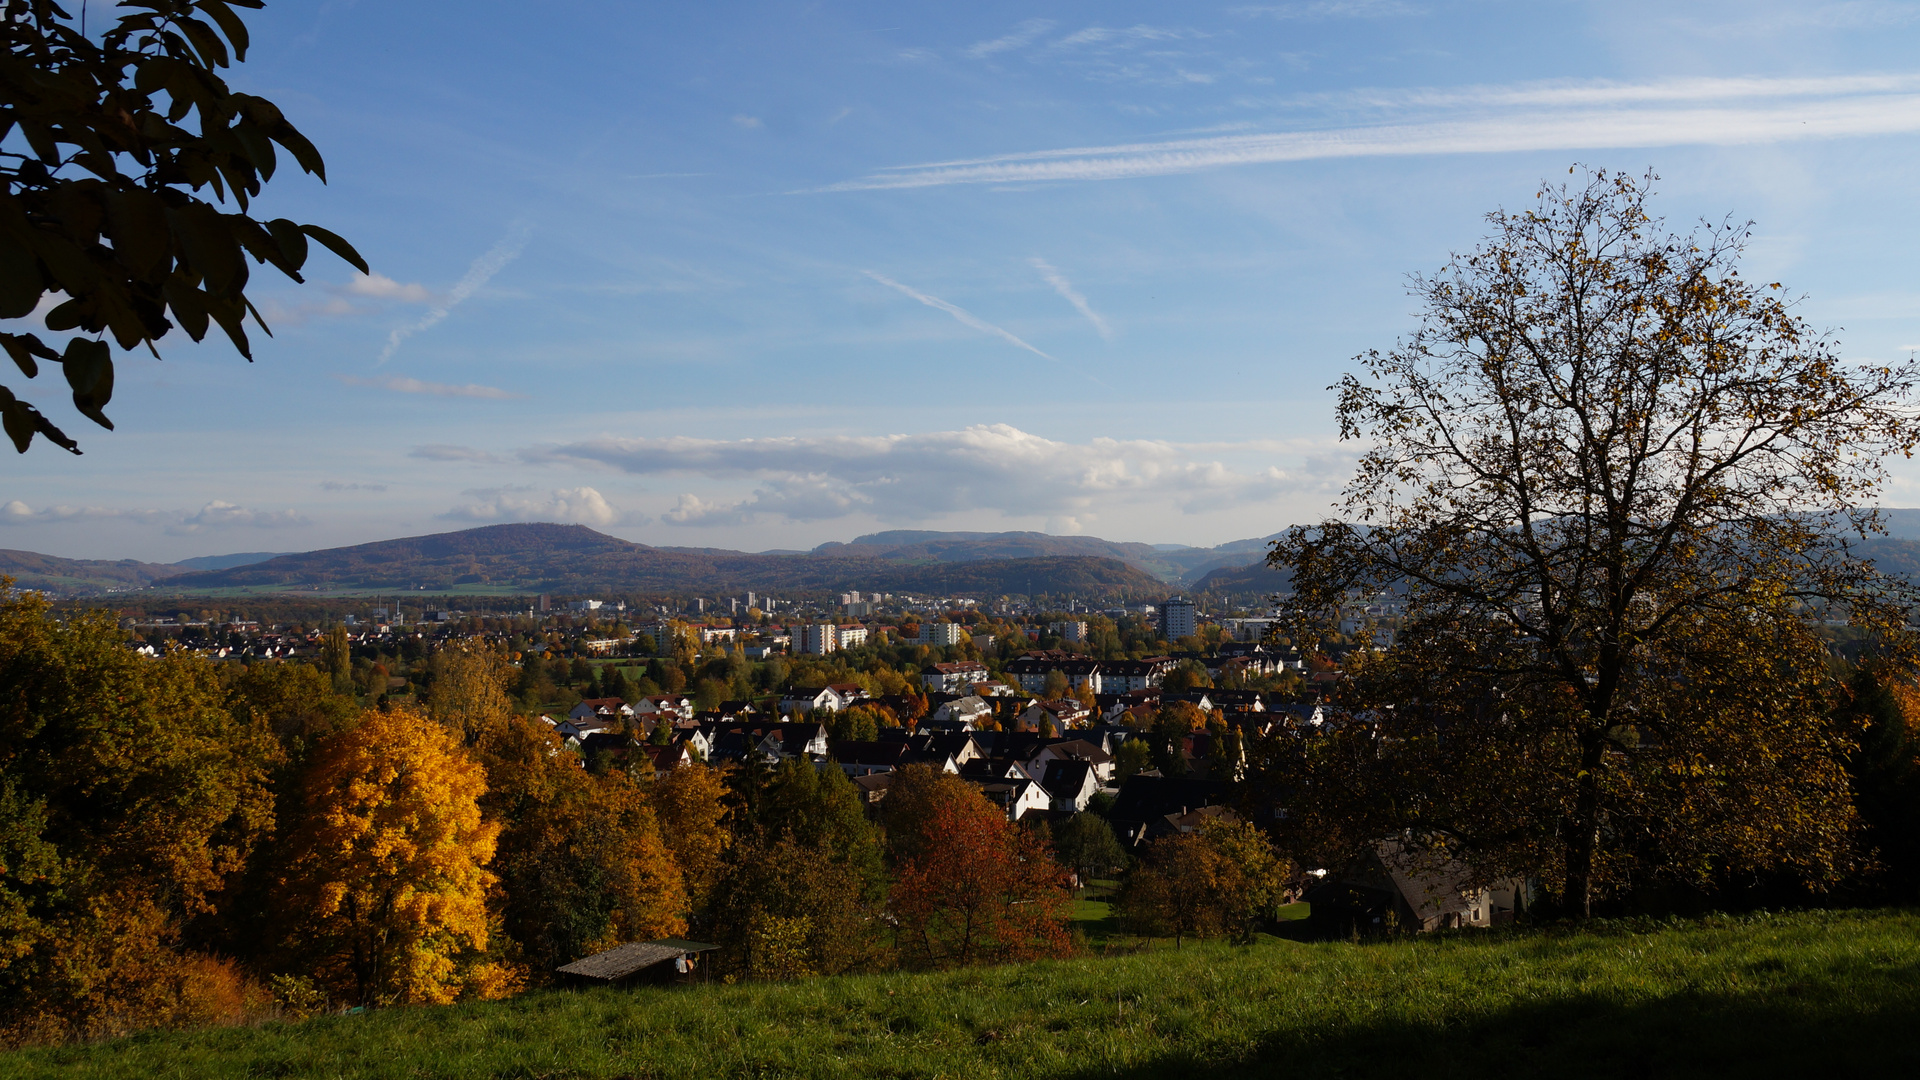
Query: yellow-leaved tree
[[277, 707, 501, 1006]]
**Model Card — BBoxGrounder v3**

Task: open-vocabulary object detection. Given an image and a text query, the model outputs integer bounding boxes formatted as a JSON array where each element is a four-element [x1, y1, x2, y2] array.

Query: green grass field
[[5, 909, 1917, 1079]]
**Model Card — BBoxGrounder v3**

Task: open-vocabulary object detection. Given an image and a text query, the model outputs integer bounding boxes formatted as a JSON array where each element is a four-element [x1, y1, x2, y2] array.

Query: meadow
[[4, 908, 1915, 1080]]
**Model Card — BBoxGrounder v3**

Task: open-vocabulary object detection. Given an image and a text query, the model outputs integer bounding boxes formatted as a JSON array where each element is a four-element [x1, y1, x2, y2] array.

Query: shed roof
[[555, 938, 718, 981]]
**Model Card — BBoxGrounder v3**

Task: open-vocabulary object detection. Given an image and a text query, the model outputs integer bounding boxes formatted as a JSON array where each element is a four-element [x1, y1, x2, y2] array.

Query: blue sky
[[9, 0, 1920, 561]]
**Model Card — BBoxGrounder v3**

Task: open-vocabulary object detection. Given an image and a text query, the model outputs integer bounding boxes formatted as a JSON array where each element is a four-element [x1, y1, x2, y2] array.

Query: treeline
[[12, 591, 1287, 1046]]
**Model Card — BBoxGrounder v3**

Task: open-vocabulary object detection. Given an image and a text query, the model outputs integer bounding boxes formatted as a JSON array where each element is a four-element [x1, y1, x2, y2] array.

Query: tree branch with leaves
[[0, 0, 366, 454]]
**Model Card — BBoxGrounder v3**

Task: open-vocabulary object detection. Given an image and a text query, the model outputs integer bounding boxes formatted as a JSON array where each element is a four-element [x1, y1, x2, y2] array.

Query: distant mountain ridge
[[146, 524, 1170, 598], [19, 511, 1920, 598]]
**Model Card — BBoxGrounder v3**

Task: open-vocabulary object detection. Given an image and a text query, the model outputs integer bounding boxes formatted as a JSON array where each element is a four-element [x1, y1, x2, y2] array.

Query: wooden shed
[[556, 938, 719, 986]]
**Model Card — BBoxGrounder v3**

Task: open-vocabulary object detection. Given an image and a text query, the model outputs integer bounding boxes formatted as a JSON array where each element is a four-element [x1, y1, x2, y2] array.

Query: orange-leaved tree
[[276, 706, 500, 1006], [651, 762, 731, 909], [889, 784, 1073, 967]]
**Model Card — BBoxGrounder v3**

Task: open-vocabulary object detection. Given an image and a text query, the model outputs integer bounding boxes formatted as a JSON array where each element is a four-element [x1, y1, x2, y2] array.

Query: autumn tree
[[1267, 168, 1920, 917], [0, 587, 279, 1042], [1198, 816, 1290, 943], [889, 786, 1074, 967], [650, 762, 731, 909], [882, 763, 981, 864], [427, 643, 517, 745], [0, 0, 366, 454], [1119, 833, 1237, 947], [276, 707, 502, 1006], [474, 716, 686, 975]]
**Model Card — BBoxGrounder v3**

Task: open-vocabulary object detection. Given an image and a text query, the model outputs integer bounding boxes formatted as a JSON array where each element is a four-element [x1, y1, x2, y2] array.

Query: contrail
[[378, 222, 532, 365], [863, 270, 1054, 359], [1030, 257, 1112, 339]]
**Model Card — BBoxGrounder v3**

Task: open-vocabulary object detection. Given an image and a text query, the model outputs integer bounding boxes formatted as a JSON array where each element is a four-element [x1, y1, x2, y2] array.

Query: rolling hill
[[0, 550, 191, 594], [825, 529, 1285, 582], [153, 523, 1170, 598]]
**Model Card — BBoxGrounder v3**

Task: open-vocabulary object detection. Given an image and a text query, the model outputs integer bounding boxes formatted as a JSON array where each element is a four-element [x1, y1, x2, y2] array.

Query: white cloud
[[863, 271, 1054, 359], [410, 444, 507, 463], [177, 501, 309, 532], [439, 486, 624, 526], [818, 75, 1920, 191], [2, 500, 169, 525], [337, 374, 523, 399], [319, 481, 389, 492], [732, 115, 763, 129], [2, 499, 307, 532], [964, 18, 1054, 58], [524, 424, 1340, 526], [346, 272, 438, 304], [1029, 257, 1112, 339], [379, 223, 532, 365]]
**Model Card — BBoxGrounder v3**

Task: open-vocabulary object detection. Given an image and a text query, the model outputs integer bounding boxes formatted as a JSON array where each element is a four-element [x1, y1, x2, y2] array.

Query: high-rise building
[[918, 621, 966, 646], [1048, 620, 1089, 643], [799, 623, 839, 655], [1160, 597, 1197, 641]]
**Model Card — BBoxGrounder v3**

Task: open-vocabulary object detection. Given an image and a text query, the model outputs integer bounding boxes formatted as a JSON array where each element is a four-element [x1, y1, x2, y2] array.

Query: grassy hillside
[[6, 909, 1916, 1079]]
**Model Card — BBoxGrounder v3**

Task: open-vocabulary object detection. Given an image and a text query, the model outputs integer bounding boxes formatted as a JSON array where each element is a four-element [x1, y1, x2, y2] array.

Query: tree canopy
[[1268, 168, 1920, 916]]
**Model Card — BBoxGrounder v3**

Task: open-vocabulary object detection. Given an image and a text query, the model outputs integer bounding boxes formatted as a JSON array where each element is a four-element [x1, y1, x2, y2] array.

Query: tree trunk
[[1563, 738, 1606, 919]]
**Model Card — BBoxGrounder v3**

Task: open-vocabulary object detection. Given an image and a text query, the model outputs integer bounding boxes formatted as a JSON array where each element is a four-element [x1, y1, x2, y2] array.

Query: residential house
[[1004, 655, 1105, 695], [1029, 738, 1116, 784], [642, 743, 693, 779], [920, 660, 991, 693], [1303, 840, 1524, 936], [968, 776, 1052, 821], [1017, 697, 1090, 732], [1039, 759, 1099, 813], [633, 695, 696, 722], [570, 697, 635, 724], [1106, 775, 1228, 847], [928, 694, 992, 729], [778, 686, 843, 714], [1102, 656, 1176, 692]]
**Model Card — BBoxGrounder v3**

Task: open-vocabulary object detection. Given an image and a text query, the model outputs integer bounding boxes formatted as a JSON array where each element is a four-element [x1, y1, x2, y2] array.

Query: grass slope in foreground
[[6, 909, 1918, 1080]]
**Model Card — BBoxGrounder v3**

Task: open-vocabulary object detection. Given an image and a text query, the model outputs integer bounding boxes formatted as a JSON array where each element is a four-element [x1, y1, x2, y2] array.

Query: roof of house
[[1040, 759, 1095, 797], [829, 740, 914, 767], [556, 938, 718, 980]]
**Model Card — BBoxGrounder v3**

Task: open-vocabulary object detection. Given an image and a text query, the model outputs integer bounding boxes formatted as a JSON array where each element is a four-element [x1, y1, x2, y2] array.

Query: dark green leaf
[[104, 188, 172, 278], [61, 337, 114, 430], [0, 388, 80, 455], [1, 333, 60, 380], [267, 218, 308, 271], [300, 224, 368, 274], [269, 124, 327, 181], [196, 1, 251, 62], [0, 239, 44, 320]]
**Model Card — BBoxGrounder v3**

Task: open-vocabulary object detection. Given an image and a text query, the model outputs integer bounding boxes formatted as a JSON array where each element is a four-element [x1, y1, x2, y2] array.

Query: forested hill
[[825, 529, 1284, 582], [154, 523, 1169, 597], [0, 549, 191, 593]]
